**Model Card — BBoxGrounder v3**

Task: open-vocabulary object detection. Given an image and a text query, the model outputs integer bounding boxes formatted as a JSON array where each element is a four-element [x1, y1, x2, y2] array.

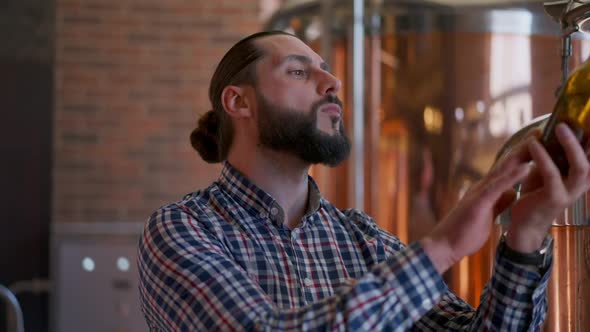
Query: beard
[[256, 92, 351, 167]]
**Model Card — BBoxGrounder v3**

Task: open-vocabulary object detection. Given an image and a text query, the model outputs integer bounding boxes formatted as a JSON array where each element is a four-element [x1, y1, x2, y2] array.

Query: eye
[[288, 69, 308, 78]]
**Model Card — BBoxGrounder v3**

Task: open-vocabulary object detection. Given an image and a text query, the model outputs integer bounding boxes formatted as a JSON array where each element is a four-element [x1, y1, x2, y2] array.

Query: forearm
[[247, 243, 448, 331], [420, 236, 457, 275], [505, 224, 549, 253]]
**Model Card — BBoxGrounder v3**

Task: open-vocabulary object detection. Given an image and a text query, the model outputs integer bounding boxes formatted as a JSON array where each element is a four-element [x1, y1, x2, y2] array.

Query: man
[[137, 31, 590, 331]]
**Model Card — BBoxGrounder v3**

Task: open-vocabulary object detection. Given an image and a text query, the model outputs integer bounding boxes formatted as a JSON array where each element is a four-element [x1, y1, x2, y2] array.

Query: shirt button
[[270, 207, 279, 216], [259, 212, 268, 218], [303, 278, 313, 286]]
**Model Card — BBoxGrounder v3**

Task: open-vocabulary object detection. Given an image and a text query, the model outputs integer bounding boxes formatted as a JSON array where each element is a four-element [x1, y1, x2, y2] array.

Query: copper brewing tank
[[266, 0, 590, 327]]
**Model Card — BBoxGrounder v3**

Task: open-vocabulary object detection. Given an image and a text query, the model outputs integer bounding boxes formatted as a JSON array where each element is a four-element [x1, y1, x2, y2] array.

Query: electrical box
[[52, 223, 148, 332]]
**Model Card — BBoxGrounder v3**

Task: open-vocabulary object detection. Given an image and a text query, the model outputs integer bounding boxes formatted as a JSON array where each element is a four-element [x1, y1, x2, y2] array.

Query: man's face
[[252, 35, 350, 166]]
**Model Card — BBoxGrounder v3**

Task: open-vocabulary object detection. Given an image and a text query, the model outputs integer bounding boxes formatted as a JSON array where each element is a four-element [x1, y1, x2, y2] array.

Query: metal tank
[[266, 0, 590, 329]]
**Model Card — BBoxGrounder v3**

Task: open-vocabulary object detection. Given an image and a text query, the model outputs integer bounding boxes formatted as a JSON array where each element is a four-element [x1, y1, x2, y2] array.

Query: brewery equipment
[[493, 1, 590, 330], [266, 0, 590, 325]]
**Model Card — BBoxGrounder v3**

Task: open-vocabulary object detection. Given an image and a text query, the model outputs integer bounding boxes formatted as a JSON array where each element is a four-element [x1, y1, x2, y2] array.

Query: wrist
[[505, 226, 548, 253], [498, 232, 554, 270], [420, 237, 456, 274]]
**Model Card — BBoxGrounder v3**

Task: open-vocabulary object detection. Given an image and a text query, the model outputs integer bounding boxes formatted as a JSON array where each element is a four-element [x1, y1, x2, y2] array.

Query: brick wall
[[54, 0, 263, 223]]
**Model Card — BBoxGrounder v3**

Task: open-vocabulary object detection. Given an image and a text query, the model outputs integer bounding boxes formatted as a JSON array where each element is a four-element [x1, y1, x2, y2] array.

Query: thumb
[[493, 189, 517, 219], [481, 163, 530, 209]]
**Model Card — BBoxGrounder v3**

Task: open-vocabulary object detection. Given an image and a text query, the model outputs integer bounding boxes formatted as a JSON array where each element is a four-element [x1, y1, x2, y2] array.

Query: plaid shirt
[[138, 162, 551, 331]]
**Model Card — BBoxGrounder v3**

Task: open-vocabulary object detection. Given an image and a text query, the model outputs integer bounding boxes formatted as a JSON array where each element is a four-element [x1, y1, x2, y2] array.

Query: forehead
[[255, 35, 324, 67]]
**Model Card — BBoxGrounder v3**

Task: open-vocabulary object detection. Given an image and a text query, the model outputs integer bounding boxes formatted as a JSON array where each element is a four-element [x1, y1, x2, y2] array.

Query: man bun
[[190, 110, 221, 163]]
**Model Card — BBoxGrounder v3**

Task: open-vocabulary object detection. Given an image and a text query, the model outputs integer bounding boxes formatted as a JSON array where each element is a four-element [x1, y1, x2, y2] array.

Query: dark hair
[[190, 30, 295, 163]]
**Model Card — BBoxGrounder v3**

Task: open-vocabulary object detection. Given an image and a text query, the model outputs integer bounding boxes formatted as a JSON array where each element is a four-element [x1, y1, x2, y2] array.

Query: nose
[[317, 70, 342, 96]]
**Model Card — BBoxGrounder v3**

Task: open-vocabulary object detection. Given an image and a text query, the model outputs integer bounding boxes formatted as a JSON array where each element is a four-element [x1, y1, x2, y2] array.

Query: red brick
[[55, 0, 263, 224]]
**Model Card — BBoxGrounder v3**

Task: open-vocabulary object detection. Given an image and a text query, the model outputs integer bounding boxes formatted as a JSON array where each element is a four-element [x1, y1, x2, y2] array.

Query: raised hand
[[420, 140, 533, 274], [507, 123, 590, 252]]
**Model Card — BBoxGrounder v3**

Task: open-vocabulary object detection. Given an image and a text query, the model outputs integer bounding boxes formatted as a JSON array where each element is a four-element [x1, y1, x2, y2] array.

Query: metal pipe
[[560, 33, 573, 87], [352, 0, 365, 210], [320, 0, 333, 65], [0, 284, 25, 332], [9, 279, 51, 295]]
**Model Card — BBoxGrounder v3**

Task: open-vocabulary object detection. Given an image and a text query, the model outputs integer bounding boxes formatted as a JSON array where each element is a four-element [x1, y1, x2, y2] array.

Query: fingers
[[519, 164, 542, 193], [479, 137, 533, 206], [491, 127, 541, 175], [556, 123, 587, 171], [527, 139, 562, 189], [493, 189, 517, 218], [555, 123, 590, 195], [489, 136, 534, 178], [481, 163, 531, 204], [525, 123, 590, 208]]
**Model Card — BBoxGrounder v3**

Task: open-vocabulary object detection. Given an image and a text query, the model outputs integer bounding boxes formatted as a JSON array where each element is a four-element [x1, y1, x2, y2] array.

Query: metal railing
[[0, 284, 24, 332]]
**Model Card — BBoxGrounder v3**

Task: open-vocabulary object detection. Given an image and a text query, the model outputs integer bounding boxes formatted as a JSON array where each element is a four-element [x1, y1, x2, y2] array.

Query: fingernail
[[556, 123, 568, 135], [518, 162, 531, 173]]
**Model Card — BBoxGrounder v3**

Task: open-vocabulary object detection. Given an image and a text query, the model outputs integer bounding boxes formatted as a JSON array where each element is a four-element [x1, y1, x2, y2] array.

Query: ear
[[221, 85, 252, 118]]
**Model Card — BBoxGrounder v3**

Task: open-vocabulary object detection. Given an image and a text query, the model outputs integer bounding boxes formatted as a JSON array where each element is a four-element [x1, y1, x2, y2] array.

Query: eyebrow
[[281, 54, 331, 72]]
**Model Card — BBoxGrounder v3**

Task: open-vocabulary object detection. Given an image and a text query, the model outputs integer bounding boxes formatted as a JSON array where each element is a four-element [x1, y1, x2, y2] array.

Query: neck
[[227, 146, 310, 229]]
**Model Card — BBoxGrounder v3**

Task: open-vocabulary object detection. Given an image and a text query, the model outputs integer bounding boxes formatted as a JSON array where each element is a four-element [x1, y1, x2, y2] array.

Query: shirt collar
[[217, 161, 322, 226]]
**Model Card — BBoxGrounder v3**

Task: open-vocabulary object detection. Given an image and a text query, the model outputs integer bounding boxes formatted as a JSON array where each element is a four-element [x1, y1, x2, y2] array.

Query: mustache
[[311, 95, 343, 113]]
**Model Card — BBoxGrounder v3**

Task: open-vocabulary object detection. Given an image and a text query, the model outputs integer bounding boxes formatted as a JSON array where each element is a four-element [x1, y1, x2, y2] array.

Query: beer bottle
[[541, 57, 590, 175]]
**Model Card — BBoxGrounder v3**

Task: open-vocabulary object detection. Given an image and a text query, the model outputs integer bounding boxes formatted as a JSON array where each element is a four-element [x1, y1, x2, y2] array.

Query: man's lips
[[319, 104, 342, 117]]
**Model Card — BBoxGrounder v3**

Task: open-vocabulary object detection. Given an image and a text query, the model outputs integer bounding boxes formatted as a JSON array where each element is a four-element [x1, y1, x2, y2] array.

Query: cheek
[[273, 82, 312, 107], [282, 90, 312, 111], [259, 78, 314, 111]]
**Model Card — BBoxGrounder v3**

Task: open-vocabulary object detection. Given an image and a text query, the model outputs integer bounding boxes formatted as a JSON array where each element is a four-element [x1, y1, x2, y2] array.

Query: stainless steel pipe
[[0, 284, 24, 332]]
